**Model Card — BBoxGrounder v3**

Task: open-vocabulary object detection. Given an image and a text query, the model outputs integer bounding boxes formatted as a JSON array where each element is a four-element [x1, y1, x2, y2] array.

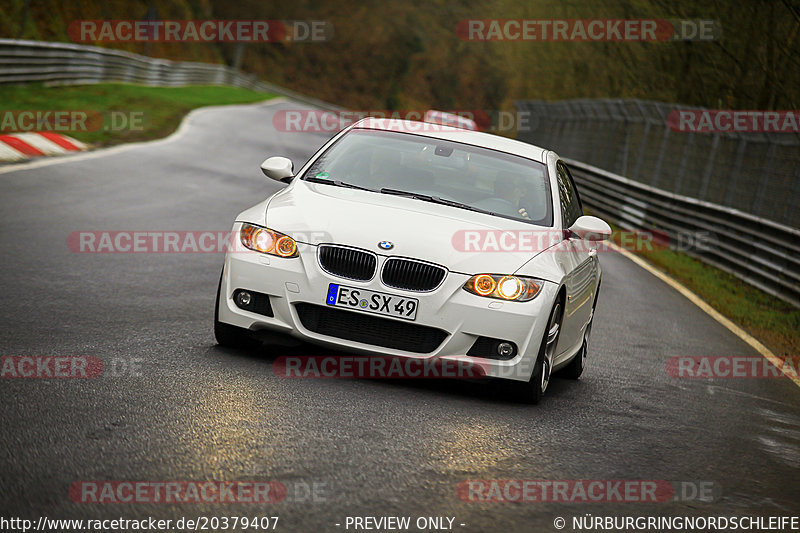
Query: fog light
[[497, 342, 515, 357], [236, 291, 252, 307]]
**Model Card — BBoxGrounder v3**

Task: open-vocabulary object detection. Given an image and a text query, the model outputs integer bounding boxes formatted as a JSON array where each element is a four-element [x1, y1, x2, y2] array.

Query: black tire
[[516, 298, 563, 404], [520, 353, 547, 405], [560, 328, 587, 380], [214, 269, 259, 350]]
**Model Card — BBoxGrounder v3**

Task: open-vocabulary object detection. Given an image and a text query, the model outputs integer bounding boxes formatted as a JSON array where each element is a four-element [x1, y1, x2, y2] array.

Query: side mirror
[[260, 156, 294, 183], [568, 215, 612, 241]]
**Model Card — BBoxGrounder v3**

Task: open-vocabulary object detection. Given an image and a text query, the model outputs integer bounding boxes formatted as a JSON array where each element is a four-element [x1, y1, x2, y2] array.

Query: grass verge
[[608, 226, 799, 358], [0, 83, 276, 146]]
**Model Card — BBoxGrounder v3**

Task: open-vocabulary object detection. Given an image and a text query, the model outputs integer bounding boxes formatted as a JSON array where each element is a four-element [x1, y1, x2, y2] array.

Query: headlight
[[463, 274, 542, 302], [240, 223, 298, 257]]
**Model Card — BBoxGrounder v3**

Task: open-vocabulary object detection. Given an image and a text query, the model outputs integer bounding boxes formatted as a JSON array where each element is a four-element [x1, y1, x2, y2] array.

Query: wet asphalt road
[[0, 99, 798, 532]]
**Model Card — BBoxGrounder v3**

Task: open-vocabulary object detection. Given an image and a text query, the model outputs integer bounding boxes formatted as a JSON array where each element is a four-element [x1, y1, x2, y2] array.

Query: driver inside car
[[493, 173, 531, 220]]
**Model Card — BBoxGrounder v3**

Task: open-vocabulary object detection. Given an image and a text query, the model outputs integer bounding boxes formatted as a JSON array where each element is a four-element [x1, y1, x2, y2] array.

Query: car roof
[[352, 117, 549, 164]]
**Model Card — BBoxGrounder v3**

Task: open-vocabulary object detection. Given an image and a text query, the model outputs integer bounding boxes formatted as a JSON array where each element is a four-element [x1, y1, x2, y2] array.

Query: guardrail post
[[631, 105, 653, 182], [699, 133, 721, 200], [17, 0, 30, 39], [785, 160, 800, 223], [651, 124, 671, 187], [674, 132, 694, 195], [617, 101, 631, 176], [723, 138, 748, 206], [752, 139, 777, 214], [586, 101, 603, 165], [604, 101, 620, 173]]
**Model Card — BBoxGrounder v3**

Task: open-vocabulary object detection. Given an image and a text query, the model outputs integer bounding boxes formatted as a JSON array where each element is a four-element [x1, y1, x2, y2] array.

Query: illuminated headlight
[[240, 223, 298, 258], [463, 274, 542, 302]]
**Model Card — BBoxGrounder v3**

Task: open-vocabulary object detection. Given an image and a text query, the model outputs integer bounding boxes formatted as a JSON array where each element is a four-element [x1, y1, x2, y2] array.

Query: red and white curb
[[0, 133, 87, 162]]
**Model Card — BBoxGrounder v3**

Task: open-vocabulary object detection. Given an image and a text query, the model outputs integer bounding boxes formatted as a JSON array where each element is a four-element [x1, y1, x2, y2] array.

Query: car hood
[[261, 180, 560, 274]]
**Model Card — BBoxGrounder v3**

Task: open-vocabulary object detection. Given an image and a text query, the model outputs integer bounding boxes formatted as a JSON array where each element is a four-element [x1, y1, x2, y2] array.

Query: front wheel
[[517, 299, 563, 404]]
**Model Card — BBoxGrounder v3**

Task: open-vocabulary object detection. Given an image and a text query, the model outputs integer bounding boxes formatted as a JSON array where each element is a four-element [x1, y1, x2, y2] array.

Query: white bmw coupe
[[214, 117, 611, 403]]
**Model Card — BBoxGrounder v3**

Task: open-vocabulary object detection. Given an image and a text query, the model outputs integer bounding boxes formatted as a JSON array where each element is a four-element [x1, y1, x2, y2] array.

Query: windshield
[[302, 129, 553, 226]]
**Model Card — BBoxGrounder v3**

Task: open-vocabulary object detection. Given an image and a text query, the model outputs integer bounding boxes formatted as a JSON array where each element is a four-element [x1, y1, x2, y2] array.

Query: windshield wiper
[[379, 188, 497, 216], [305, 177, 375, 192]]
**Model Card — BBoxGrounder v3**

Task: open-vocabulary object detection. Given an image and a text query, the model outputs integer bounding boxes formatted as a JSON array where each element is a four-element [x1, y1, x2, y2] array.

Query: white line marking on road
[[607, 240, 800, 388], [0, 97, 287, 175]]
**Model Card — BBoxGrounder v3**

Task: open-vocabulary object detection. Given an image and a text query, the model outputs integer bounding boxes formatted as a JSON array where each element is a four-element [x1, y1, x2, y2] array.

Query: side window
[[562, 163, 584, 213], [556, 161, 583, 227]]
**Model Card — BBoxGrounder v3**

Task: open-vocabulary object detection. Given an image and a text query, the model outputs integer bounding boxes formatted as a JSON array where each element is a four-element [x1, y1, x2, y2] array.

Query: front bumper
[[218, 230, 558, 382]]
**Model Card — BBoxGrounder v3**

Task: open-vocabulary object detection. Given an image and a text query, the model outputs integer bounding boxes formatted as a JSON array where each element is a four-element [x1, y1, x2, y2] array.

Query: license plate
[[325, 284, 418, 321]]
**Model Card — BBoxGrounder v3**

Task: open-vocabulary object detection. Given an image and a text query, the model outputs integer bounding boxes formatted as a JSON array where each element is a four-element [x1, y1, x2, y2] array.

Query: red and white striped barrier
[[0, 132, 87, 162]]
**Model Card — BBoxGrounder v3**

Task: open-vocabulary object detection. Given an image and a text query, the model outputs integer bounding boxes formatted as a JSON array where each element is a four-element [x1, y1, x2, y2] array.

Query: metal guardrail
[[516, 99, 799, 308], [515, 99, 800, 229], [565, 158, 800, 308], [0, 39, 342, 111]]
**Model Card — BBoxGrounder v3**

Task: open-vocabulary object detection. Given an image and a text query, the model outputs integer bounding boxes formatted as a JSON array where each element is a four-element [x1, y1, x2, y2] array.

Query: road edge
[[607, 240, 800, 388], [0, 97, 287, 176]]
